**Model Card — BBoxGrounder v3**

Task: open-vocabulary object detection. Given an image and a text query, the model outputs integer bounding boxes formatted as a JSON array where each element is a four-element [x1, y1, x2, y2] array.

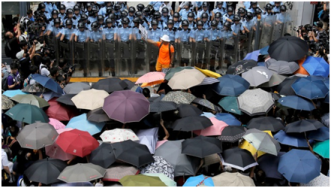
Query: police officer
[[197, 2, 210, 21], [223, 6, 234, 23], [63, 9, 77, 28], [206, 20, 221, 71], [46, 17, 62, 36], [59, 19, 75, 64], [186, 12, 196, 29], [79, 14, 91, 30], [128, 7, 136, 27], [90, 21, 103, 76], [98, 2, 114, 16], [38, 3, 50, 19], [58, 4, 66, 23], [163, 19, 177, 42], [248, 2, 260, 14], [113, 3, 122, 21], [142, 7, 153, 25], [201, 13, 210, 29], [243, 12, 256, 33], [137, 3, 145, 12], [97, 15, 105, 28], [179, 2, 196, 20], [190, 20, 208, 68], [88, 6, 99, 24], [73, 5, 81, 24], [211, 2, 227, 20], [220, 21, 233, 70], [276, 5, 288, 23], [103, 18, 117, 76], [176, 20, 191, 66], [152, 12, 164, 30], [74, 22, 90, 76], [160, 7, 172, 28], [231, 15, 243, 36], [147, 19, 162, 69], [272, 2, 282, 14], [135, 11, 149, 29], [262, 3, 275, 25], [48, 10, 59, 27], [105, 6, 113, 17], [214, 12, 224, 30], [45, 2, 58, 14], [238, 7, 247, 22], [116, 17, 133, 74], [173, 12, 181, 28]]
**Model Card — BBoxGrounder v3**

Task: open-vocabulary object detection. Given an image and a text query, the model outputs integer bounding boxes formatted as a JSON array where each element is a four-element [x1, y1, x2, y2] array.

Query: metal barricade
[[224, 37, 236, 69], [52, 36, 60, 67], [178, 42, 192, 67], [208, 40, 221, 71], [146, 42, 159, 72], [59, 40, 74, 65], [217, 38, 226, 72], [88, 41, 103, 77], [132, 39, 148, 76]]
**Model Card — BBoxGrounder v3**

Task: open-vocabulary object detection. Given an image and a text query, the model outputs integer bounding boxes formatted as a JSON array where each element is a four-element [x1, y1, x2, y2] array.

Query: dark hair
[[42, 56, 51, 65], [10, 62, 19, 70], [50, 67, 59, 77], [30, 65, 38, 74], [9, 125, 19, 137], [19, 40, 28, 48], [142, 88, 150, 98], [33, 55, 43, 67], [27, 9, 33, 15]]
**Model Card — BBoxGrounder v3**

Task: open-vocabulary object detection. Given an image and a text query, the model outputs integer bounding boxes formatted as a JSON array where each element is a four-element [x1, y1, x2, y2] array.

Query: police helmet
[[280, 5, 286, 12], [224, 21, 231, 28], [121, 17, 130, 24], [137, 4, 145, 12], [66, 8, 73, 15], [167, 19, 174, 25], [201, 13, 208, 19], [38, 3, 46, 10], [197, 20, 203, 26], [114, 4, 121, 11], [151, 19, 158, 25], [78, 22, 85, 28], [121, 11, 128, 18], [246, 12, 253, 19], [173, 12, 180, 18], [227, 6, 234, 12], [233, 15, 240, 21], [73, 5, 80, 11], [97, 15, 104, 21], [135, 11, 143, 17], [65, 19, 73, 25], [215, 12, 222, 19], [129, 6, 136, 13], [181, 20, 189, 26], [153, 11, 161, 19], [162, 7, 169, 13], [105, 18, 112, 24], [91, 21, 99, 29], [52, 10, 59, 15], [59, 4, 66, 10], [188, 12, 194, 18], [133, 17, 140, 23], [211, 20, 218, 27], [54, 17, 61, 24]]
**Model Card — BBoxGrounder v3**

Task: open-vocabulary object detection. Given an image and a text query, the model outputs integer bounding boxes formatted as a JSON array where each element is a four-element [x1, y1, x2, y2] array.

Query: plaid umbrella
[[161, 91, 196, 104], [140, 156, 175, 180], [2, 95, 14, 110], [58, 163, 106, 183], [103, 166, 139, 182], [218, 126, 246, 143]]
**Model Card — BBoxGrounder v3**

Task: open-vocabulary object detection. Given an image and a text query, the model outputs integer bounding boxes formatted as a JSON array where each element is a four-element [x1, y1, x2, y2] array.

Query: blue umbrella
[[3, 90, 27, 98], [32, 74, 63, 94], [303, 56, 330, 77], [259, 46, 269, 55], [325, 92, 329, 103], [274, 130, 308, 148], [66, 113, 105, 135], [212, 75, 250, 97], [257, 152, 285, 179], [278, 149, 321, 183], [308, 126, 329, 142], [201, 112, 216, 118], [35, 91, 64, 102], [215, 113, 241, 126], [183, 174, 214, 187], [292, 76, 328, 100], [278, 95, 315, 111], [323, 79, 329, 103], [243, 50, 260, 61]]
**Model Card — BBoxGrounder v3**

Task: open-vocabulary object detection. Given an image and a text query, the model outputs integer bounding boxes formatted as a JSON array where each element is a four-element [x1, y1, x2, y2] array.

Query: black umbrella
[[182, 136, 223, 158], [91, 78, 128, 93], [247, 117, 285, 132], [87, 107, 111, 123], [220, 147, 258, 171], [111, 140, 154, 168], [56, 94, 76, 106], [226, 60, 257, 75], [285, 119, 324, 133], [122, 79, 135, 89], [172, 116, 213, 132], [148, 96, 161, 103], [218, 126, 246, 143], [90, 143, 116, 169], [257, 152, 286, 179], [150, 101, 177, 113], [276, 76, 299, 96], [24, 158, 67, 185], [177, 104, 203, 118], [268, 36, 309, 62]]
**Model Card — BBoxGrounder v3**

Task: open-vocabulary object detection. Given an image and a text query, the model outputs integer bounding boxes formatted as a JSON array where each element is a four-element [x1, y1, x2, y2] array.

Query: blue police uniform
[[73, 14, 81, 24], [160, 15, 173, 27], [45, 3, 58, 14], [173, 21, 181, 29], [222, 14, 234, 24], [132, 26, 142, 40], [75, 29, 90, 42], [191, 28, 208, 42], [208, 28, 220, 40], [197, 10, 210, 20], [276, 12, 289, 23], [58, 13, 66, 23], [98, 7, 107, 16], [116, 26, 132, 42], [127, 15, 135, 27], [243, 19, 255, 30], [262, 12, 275, 24], [149, 1, 163, 11], [272, 6, 281, 13], [148, 28, 162, 42], [103, 26, 116, 40], [187, 21, 196, 30], [221, 29, 233, 39], [202, 21, 210, 29], [243, 2, 251, 9], [213, 7, 227, 16], [231, 22, 243, 34], [60, 27, 75, 40], [47, 25, 62, 36], [176, 28, 191, 42], [88, 16, 98, 25], [163, 28, 176, 41], [90, 30, 103, 42], [179, 9, 196, 20]]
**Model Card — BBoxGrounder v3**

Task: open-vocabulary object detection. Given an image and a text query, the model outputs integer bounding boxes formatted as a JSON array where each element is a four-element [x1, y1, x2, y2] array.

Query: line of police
[[37, 2, 292, 77]]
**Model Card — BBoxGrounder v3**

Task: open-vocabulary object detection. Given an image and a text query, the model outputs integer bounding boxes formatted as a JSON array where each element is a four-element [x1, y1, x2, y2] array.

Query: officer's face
[[252, 4, 257, 8], [198, 25, 203, 30], [183, 25, 188, 30], [67, 24, 72, 29], [240, 13, 245, 17], [152, 25, 157, 30], [52, 14, 58, 19], [60, 9, 65, 14], [202, 18, 207, 22], [184, 5, 189, 10], [79, 27, 85, 31], [74, 10, 79, 15], [41, 8, 45, 12], [107, 23, 112, 28], [215, 17, 220, 22], [55, 23, 60, 28], [217, 4, 222, 8], [99, 20, 103, 25], [211, 26, 216, 30], [68, 13, 73, 18], [174, 17, 178, 22], [163, 12, 168, 17], [275, 3, 280, 7], [168, 24, 173, 29], [129, 12, 134, 16], [228, 11, 233, 16], [123, 23, 128, 28], [203, 6, 208, 11], [188, 17, 193, 22], [235, 21, 239, 25], [88, 7, 92, 11]]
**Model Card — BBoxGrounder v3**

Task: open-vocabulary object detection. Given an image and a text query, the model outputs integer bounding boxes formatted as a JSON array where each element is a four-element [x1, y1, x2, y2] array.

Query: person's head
[[173, 12, 179, 22], [280, 5, 286, 13], [143, 7, 150, 17], [265, 3, 273, 13], [216, 2, 223, 9], [50, 67, 59, 78], [105, 18, 113, 28], [197, 20, 203, 30], [137, 3, 144, 12], [122, 17, 129, 28], [128, 6, 135, 17], [238, 7, 246, 17], [27, 9, 33, 17], [5, 31, 14, 40], [151, 19, 158, 30], [59, 4, 66, 14], [52, 10, 59, 19], [38, 3, 46, 12], [10, 62, 19, 74], [73, 5, 80, 15], [184, 2, 190, 10], [65, 19, 73, 29], [251, 2, 258, 8], [20, 40, 28, 51], [188, 12, 194, 22], [233, 15, 240, 25], [227, 6, 234, 16], [42, 56, 51, 67], [215, 12, 222, 22], [135, 11, 143, 19], [162, 7, 169, 17], [97, 15, 104, 25], [202, 2, 209, 11], [30, 65, 39, 74], [182, 20, 189, 30], [201, 13, 208, 23], [275, 2, 281, 7], [317, 22, 323, 30], [142, 88, 150, 98], [167, 19, 174, 29], [211, 20, 218, 29], [224, 21, 231, 31], [56, 74, 65, 85], [161, 35, 170, 44], [66, 8, 73, 18]]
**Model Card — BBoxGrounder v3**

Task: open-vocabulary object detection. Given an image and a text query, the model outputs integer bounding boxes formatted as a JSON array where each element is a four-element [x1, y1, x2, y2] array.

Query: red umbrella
[[46, 98, 79, 121], [55, 129, 99, 157]]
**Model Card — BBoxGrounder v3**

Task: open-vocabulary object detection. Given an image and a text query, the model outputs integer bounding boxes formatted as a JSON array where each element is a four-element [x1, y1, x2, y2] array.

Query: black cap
[[97, 15, 104, 21], [66, 8, 73, 15], [38, 3, 46, 10], [173, 12, 180, 18], [233, 15, 240, 21], [52, 10, 59, 15], [121, 10, 128, 18], [133, 17, 140, 23], [73, 5, 80, 11], [135, 11, 142, 17], [246, 12, 253, 19], [227, 6, 234, 12], [114, 4, 121, 11], [280, 5, 286, 11]]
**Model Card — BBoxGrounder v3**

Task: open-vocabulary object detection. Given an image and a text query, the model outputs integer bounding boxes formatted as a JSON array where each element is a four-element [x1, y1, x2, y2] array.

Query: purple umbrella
[[103, 90, 150, 123]]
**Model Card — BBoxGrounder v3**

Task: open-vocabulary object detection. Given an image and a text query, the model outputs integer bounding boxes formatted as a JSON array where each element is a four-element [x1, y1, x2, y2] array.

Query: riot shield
[[52, 36, 60, 68], [132, 39, 148, 76], [88, 41, 103, 77], [177, 42, 192, 67], [224, 36, 236, 69], [193, 41, 207, 69], [72, 41, 87, 77], [271, 22, 284, 42], [245, 28, 255, 56], [233, 35, 239, 64], [282, 11, 296, 36], [103, 40, 116, 77], [259, 16, 276, 49], [146, 42, 159, 72], [118, 40, 133, 76], [207, 40, 221, 71], [217, 38, 226, 73]]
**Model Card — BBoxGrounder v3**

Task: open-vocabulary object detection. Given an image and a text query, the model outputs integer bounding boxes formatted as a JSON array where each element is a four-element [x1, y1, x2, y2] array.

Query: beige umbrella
[[100, 128, 139, 143], [212, 172, 255, 186], [103, 166, 139, 182], [71, 89, 109, 110], [2, 95, 14, 110], [168, 69, 206, 90]]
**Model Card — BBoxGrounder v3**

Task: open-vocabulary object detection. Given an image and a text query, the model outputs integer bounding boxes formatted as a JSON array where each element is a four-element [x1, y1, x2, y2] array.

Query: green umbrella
[[2, 95, 14, 110], [313, 140, 329, 159], [11, 94, 49, 108], [144, 173, 177, 186], [119, 174, 167, 186], [165, 66, 193, 80], [218, 97, 242, 115], [5, 104, 49, 124]]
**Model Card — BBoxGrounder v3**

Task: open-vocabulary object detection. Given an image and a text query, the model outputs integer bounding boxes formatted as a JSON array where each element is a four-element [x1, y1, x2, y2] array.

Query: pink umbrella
[[135, 72, 165, 84], [156, 140, 168, 149], [49, 118, 66, 130], [57, 128, 74, 134], [193, 117, 228, 136], [45, 141, 74, 161]]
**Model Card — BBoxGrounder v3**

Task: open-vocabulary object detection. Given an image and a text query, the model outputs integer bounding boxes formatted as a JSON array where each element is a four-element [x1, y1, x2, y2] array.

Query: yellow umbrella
[[238, 130, 273, 158], [195, 67, 222, 78]]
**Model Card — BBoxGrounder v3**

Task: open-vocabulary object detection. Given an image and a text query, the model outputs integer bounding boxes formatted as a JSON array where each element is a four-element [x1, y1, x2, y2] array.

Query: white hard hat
[[161, 35, 170, 42]]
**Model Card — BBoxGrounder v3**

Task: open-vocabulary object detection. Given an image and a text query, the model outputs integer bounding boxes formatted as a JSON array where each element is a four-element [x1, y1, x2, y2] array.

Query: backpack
[[2, 73, 14, 92]]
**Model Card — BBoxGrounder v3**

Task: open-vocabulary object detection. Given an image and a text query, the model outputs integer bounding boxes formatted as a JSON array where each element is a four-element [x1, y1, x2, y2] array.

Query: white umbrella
[[100, 128, 139, 143], [137, 127, 159, 154], [242, 66, 273, 87]]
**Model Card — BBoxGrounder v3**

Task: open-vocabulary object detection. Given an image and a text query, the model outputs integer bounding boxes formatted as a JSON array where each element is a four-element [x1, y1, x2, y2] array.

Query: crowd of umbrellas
[[1, 36, 330, 186]]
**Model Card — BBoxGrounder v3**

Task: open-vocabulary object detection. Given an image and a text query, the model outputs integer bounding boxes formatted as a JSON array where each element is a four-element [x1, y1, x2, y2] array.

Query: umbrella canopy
[[274, 130, 308, 148], [56, 94, 76, 106], [168, 69, 206, 90], [308, 126, 329, 141], [198, 77, 220, 86], [46, 98, 79, 121], [218, 126, 246, 143], [2, 95, 14, 110], [5, 103, 49, 124], [3, 89, 27, 98], [194, 117, 228, 136], [92, 78, 128, 93], [150, 101, 177, 113], [201, 112, 216, 118], [58, 163, 106, 183], [21, 83, 44, 93], [243, 50, 259, 61], [321, 113, 329, 127], [182, 136, 222, 158], [237, 88, 274, 116], [144, 173, 177, 186], [40, 91, 63, 102], [247, 116, 284, 132], [212, 75, 250, 97], [278, 149, 321, 183], [278, 95, 315, 111], [154, 140, 200, 177], [66, 113, 105, 135], [242, 66, 273, 87], [178, 104, 203, 118], [239, 130, 274, 158], [259, 73, 287, 87], [90, 143, 116, 168], [63, 82, 90, 94], [195, 66, 221, 78], [192, 98, 220, 112], [17, 121, 58, 149], [103, 90, 150, 123], [292, 76, 328, 100], [172, 116, 213, 132], [243, 128, 281, 156], [112, 140, 154, 168], [71, 89, 109, 110], [48, 118, 65, 130], [183, 174, 214, 187], [137, 127, 158, 154], [32, 74, 63, 94], [285, 119, 324, 133], [140, 156, 175, 180], [103, 166, 139, 182], [87, 107, 111, 123], [257, 152, 286, 179], [301, 173, 330, 187], [122, 79, 135, 89], [268, 36, 308, 62], [313, 140, 329, 159], [165, 66, 193, 80], [45, 141, 74, 161], [100, 128, 139, 143], [226, 60, 257, 75], [265, 58, 299, 75], [119, 175, 166, 186], [161, 91, 196, 104], [24, 158, 67, 185], [260, 45, 269, 55], [212, 172, 255, 186], [219, 147, 258, 171], [56, 129, 99, 157], [11, 94, 49, 108], [218, 97, 242, 115], [136, 72, 165, 84], [215, 113, 241, 126], [276, 76, 299, 96], [303, 56, 330, 77]]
